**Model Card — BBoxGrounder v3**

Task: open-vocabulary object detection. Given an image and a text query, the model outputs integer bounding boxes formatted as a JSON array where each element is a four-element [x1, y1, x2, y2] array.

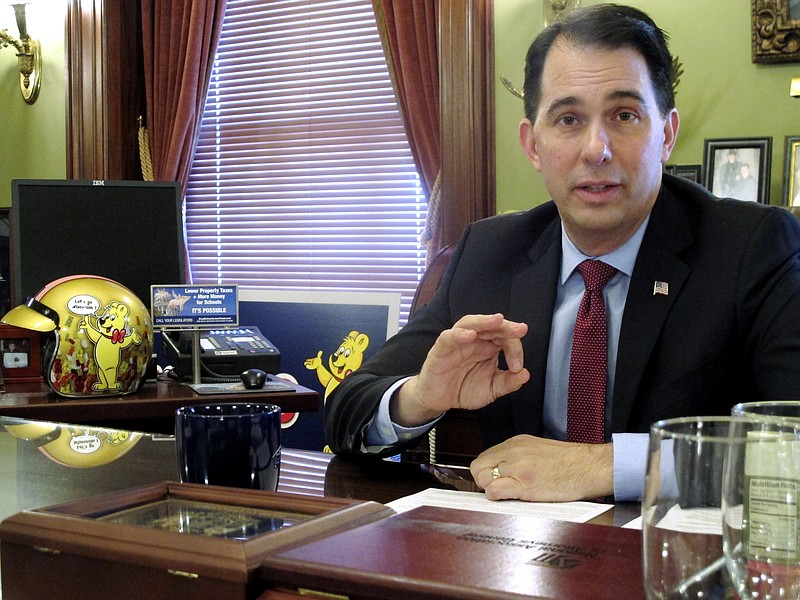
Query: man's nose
[[582, 125, 612, 166]]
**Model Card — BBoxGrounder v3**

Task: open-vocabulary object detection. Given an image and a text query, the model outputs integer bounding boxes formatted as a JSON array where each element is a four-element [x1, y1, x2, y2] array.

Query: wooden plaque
[[0, 481, 392, 600]]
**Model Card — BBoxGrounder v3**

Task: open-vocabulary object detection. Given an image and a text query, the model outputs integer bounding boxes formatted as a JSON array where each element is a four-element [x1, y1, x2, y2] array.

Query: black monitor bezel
[[10, 178, 186, 307]]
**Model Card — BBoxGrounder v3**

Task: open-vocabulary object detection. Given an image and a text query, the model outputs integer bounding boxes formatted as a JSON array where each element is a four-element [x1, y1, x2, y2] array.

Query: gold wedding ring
[[490, 466, 501, 480]]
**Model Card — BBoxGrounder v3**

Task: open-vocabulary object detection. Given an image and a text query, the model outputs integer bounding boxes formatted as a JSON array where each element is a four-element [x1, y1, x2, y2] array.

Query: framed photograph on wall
[[665, 164, 703, 184], [703, 137, 772, 203], [0, 323, 42, 382], [752, 0, 800, 64], [783, 135, 800, 206]]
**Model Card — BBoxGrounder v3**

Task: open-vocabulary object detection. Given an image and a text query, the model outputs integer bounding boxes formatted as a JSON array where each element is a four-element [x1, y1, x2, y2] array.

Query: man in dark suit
[[324, 4, 800, 502]]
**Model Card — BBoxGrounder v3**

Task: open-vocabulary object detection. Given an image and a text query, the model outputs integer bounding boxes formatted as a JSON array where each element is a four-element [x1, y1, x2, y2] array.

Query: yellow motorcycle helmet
[[1, 275, 154, 397], [4, 421, 142, 468]]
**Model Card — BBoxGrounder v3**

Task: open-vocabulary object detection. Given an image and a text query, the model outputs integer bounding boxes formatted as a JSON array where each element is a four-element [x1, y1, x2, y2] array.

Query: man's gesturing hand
[[390, 313, 530, 427]]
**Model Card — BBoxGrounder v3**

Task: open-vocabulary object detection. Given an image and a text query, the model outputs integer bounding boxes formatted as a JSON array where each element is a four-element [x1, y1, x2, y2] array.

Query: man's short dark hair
[[522, 3, 675, 121]]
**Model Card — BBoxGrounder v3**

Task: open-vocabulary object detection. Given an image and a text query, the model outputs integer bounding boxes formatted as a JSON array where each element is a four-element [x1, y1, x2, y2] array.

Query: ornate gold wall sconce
[[0, 2, 41, 104], [543, 0, 580, 27]]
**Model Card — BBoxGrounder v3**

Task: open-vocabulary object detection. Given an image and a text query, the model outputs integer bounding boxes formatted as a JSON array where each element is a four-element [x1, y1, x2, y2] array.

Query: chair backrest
[[409, 242, 456, 317], [405, 241, 481, 466]]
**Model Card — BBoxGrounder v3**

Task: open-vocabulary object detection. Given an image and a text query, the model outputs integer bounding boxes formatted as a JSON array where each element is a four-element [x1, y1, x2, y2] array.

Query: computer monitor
[[10, 179, 186, 308]]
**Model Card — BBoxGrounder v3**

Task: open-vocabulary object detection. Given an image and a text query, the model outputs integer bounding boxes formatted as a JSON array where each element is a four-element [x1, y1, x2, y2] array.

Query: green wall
[[0, 1, 66, 208], [495, 0, 800, 212]]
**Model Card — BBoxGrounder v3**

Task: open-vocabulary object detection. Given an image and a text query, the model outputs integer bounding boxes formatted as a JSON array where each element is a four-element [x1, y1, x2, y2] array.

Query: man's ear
[[661, 108, 680, 163], [518, 118, 542, 172]]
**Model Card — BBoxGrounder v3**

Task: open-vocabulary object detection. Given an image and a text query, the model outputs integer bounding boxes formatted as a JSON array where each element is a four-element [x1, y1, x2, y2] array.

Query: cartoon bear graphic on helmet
[[2, 275, 153, 397]]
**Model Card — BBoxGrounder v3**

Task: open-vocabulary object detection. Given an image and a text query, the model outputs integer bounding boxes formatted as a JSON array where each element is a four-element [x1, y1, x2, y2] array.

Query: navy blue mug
[[176, 403, 281, 491]]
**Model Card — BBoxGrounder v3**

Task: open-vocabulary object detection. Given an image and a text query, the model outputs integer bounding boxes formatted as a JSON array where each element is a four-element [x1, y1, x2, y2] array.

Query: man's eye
[[618, 112, 636, 122], [559, 115, 577, 126]]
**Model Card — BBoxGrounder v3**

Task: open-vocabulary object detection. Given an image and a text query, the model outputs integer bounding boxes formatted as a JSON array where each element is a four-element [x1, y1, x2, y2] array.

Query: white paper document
[[386, 488, 612, 523], [622, 516, 644, 529], [625, 505, 724, 535]]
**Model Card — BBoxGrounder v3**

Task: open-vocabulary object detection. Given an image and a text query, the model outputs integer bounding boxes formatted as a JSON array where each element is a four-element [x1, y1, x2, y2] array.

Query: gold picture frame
[[752, 0, 800, 64], [784, 135, 800, 205]]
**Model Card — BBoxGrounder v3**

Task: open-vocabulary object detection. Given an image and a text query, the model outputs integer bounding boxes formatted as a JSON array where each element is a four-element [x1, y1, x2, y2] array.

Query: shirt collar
[[560, 214, 650, 285]]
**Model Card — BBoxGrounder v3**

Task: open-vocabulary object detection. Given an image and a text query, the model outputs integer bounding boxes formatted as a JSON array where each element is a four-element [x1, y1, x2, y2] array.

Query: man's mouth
[[578, 181, 619, 191], [575, 182, 621, 197]]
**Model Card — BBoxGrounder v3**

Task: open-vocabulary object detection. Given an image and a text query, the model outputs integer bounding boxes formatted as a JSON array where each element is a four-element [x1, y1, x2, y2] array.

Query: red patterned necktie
[[566, 260, 618, 444]]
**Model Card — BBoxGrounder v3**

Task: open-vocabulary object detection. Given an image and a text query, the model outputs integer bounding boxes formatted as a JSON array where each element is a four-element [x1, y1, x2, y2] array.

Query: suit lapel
[[611, 190, 694, 431], [508, 218, 561, 433]]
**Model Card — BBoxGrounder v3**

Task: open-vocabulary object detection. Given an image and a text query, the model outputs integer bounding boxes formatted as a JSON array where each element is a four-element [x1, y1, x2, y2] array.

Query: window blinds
[[185, 0, 427, 325]]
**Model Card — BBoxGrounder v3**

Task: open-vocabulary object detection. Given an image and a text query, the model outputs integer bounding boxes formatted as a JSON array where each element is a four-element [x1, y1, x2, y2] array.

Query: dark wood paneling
[[66, 0, 144, 180], [65, 0, 106, 179], [104, 0, 145, 180], [439, 0, 495, 247]]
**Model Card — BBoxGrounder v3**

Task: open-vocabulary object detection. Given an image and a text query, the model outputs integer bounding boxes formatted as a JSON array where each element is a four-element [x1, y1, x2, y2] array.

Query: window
[[185, 0, 426, 326]]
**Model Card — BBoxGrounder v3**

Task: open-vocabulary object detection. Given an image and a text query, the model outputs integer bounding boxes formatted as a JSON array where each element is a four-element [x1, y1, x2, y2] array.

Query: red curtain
[[373, 0, 443, 259], [140, 0, 227, 191]]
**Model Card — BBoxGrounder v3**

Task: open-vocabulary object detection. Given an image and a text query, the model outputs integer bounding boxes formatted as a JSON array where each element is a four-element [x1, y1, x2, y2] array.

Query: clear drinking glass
[[643, 416, 741, 600], [732, 400, 800, 420], [723, 402, 800, 599]]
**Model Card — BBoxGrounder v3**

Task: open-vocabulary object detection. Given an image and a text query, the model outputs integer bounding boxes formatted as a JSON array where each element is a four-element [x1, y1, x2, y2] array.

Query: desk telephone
[[162, 326, 281, 381]]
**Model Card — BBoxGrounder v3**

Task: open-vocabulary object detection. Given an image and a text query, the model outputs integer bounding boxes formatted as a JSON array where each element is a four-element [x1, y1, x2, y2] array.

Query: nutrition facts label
[[745, 475, 798, 560]]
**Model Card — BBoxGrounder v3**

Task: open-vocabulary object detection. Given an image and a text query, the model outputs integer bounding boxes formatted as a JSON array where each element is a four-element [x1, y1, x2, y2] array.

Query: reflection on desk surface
[[0, 416, 459, 527], [0, 417, 181, 523], [0, 415, 641, 537]]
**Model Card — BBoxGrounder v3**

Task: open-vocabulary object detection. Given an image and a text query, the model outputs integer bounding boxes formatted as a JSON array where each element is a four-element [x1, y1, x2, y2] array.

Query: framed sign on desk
[[0, 324, 42, 383]]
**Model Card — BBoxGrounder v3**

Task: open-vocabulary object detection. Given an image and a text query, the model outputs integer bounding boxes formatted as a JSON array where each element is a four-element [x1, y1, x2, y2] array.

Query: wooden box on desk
[[258, 505, 646, 600], [0, 481, 392, 600]]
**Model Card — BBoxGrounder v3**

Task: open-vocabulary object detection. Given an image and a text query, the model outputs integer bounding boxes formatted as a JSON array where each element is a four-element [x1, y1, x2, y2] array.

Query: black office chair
[[402, 242, 483, 466], [409, 242, 456, 317]]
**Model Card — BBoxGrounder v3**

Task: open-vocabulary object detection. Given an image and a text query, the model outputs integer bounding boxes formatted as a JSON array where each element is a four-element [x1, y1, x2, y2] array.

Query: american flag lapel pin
[[653, 281, 669, 296]]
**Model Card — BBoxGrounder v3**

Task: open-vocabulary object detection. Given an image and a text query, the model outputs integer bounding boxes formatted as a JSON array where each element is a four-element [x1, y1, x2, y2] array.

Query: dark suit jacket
[[325, 174, 800, 456]]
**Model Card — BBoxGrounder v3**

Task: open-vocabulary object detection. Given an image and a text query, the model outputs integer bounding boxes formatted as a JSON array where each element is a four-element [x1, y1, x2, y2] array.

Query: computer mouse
[[240, 368, 268, 390]]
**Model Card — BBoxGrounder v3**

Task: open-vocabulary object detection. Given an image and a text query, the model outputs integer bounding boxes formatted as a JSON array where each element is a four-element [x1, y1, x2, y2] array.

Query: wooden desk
[[0, 378, 320, 434], [0, 415, 642, 599]]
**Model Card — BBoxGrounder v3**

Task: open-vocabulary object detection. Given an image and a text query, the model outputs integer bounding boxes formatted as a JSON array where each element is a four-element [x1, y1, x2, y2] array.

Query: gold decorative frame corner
[[752, 0, 800, 64]]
